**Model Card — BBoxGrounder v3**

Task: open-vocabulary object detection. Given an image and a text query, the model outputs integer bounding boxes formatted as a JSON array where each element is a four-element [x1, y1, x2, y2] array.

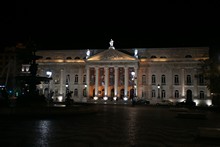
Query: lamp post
[[65, 75, 70, 95], [157, 84, 160, 99], [131, 71, 136, 97], [84, 84, 87, 97], [46, 71, 52, 99]]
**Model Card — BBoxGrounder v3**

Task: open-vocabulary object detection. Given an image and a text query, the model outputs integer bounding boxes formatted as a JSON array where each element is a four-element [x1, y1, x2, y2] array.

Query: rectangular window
[[162, 90, 166, 98], [174, 75, 179, 85], [83, 75, 86, 84], [199, 74, 204, 85], [74, 75, 78, 84], [161, 75, 166, 85], [186, 75, 192, 85], [152, 75, 156, 85], [142, 75, 146, 85]]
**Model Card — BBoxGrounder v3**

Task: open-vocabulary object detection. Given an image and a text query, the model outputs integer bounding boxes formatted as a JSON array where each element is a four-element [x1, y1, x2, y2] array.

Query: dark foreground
[[0, 105, 220, 147]]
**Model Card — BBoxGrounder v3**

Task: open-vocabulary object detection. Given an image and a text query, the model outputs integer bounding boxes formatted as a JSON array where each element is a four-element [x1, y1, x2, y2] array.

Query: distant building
[[0, 43, 32, 96], [36, 40, 211, 106]]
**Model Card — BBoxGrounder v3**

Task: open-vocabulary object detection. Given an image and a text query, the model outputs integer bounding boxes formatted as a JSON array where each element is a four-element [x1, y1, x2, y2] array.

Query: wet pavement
[[0, 105, 220, 147]]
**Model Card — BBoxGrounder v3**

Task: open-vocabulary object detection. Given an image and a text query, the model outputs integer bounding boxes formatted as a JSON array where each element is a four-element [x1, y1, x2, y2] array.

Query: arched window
[[162, 90, 166, 99], [74, 89, 78, 97], [75, 74, 78, 84], [161, 75, 166, 85], [185, 55, 192, 58], [200, 91, 204, 99], [142, 75, 146, 85], [175, 90, 179, 98], [174, 75, 179, 85], [74, 57, 80, 60], [152, 90, 156, 98], [152, 75, 156, 85], [151, 55, 157, 58], [66, 57, 72, 59]]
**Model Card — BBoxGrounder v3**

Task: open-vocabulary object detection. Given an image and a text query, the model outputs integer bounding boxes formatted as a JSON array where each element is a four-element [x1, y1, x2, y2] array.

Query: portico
[[85, 40, 139, 101]]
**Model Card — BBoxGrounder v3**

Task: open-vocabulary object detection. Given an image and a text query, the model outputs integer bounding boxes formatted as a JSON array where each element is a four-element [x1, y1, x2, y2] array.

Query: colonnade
[[86, 66, 138, 100]]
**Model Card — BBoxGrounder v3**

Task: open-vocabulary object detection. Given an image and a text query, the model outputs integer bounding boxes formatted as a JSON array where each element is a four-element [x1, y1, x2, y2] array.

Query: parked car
[[156, 100, 174, 106], [136, 99, 150, 105], [176, 100, 196, 107]]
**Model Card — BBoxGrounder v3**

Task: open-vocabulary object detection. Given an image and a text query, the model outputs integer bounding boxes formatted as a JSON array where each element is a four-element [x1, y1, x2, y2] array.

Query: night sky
[[1, 1, 220, 54]]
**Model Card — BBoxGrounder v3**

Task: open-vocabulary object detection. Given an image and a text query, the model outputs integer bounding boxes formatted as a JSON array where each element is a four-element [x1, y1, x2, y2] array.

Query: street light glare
[[46, 71, 52, 77], [157, 84, 160, 89], [131, 71, 135, 76]]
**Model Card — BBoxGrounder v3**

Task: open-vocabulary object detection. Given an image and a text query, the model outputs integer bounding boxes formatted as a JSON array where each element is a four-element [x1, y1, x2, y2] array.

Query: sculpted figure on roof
[[109, 39, 115, 49]]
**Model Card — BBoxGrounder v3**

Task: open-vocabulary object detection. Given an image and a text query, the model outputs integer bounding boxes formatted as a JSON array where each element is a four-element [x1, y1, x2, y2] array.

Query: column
[[60, 69, 63, 95], [194, 69, 197, 98], [78, 68, 82, 98], [94, 67, 99, 100], [124, 66, 128, 100], [181, 69, 185, 97], [86, 67, 90, 99], [134, 67, 138, 98], [113, 67, 118, 100], [104, 67, 109, 100]]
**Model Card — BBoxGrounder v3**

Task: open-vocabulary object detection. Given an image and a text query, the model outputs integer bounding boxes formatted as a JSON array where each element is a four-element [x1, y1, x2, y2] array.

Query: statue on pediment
[[109, 39, 115, 49]]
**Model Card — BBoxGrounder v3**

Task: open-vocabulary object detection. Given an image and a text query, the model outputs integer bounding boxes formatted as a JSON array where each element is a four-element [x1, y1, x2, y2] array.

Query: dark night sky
[[1, 1, 220, 54]]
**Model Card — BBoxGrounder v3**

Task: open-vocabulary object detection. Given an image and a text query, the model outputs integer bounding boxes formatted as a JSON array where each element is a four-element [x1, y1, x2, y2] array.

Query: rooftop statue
[[86, 49, 90, 59], [109, 39, 115, 49], [134, 49, 138, 58]]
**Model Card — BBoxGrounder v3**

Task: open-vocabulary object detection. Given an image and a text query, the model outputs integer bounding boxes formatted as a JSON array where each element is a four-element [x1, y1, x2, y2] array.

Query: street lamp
[[46, 71, 52, 101], [65, 75, 70, 95], [84, 84, 87, 97], [157, 84, 160, 99], [46, 71, 52, 78], [131, 71, 136, 97]]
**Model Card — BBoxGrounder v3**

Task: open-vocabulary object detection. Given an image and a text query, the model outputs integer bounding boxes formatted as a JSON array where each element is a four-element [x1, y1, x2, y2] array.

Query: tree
[[199, 58, 220, 106]]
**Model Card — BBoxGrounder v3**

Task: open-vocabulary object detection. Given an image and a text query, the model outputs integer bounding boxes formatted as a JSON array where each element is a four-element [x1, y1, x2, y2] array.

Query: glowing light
[[123, 97, 128, 101], [94, 96, 98, 100], [206, 100, 212, 106], [57, 96, 63, 102], [157, 84, 160, 89], [193, 100, 199, 106], [194, 99, 212, 106], [26, 67, 29, 72], [113, 97, 117, 101], [131, 71, 135, 76], [103, 96, 108, 100], [46, 71, 52, 77]]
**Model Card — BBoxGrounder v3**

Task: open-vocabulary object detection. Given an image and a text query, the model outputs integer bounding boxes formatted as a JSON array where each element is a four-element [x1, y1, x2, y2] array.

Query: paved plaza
[[0, 104, 220, 147]]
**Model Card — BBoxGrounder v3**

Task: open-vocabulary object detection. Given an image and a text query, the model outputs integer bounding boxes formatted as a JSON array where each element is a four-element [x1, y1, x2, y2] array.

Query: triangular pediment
[[87, 48, 137, 62]]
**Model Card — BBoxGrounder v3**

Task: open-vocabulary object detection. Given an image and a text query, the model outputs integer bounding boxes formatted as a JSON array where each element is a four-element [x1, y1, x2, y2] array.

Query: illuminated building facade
[[36, 40, 211, 106]]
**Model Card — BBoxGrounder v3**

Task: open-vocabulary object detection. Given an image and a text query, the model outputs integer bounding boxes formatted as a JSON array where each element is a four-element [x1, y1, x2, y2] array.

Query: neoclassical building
[[35, 40, 211, 106]]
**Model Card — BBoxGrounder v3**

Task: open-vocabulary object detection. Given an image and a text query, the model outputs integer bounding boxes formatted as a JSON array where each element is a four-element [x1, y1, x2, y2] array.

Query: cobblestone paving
[[0, 105, 220, 147]]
